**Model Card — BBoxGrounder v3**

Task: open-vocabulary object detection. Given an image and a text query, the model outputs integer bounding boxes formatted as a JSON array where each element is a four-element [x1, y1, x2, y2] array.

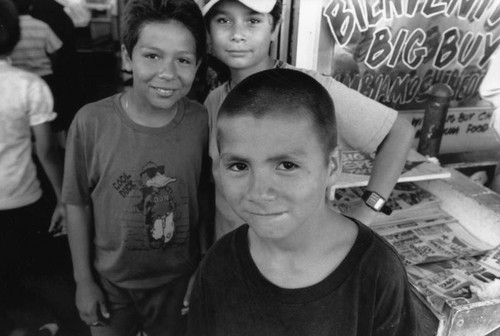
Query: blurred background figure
[[0, 0, 71, 334]]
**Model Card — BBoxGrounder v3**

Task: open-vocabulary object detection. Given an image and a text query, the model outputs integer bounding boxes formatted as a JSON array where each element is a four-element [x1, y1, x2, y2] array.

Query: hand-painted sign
[[320, 0, 500, 110], [399, 106, 499, 153]]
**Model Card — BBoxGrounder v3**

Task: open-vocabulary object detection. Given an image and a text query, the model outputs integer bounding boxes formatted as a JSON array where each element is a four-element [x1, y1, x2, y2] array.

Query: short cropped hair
[[0, 0, 20, 55], [204, 0, 283, 31], [122, 0, 206, 62], [218, 68, 337, 158]]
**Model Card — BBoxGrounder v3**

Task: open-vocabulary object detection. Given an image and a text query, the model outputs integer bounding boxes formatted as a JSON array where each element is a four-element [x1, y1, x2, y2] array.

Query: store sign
[[399, 106, 499, 153], [321, 0, 500, 110]]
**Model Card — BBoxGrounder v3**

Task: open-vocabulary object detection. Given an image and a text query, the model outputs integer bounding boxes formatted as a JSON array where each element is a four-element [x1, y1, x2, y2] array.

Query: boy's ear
[[326, 148, 341, 201], [121, 44, 132, 72], [327, 147, 341, 179]]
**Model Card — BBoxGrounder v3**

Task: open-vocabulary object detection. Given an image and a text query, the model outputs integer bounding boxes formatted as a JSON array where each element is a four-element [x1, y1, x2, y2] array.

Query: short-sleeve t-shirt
[[0, 60, 56, 210], [10, 15, 63, 77], [62, 94, 208, 288], [187, 221, 423, 336]]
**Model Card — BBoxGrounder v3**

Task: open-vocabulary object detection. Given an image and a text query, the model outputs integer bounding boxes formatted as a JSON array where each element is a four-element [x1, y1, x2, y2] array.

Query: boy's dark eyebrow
[[137, 45, 196, 56], [219, 152, 247, 162], [220, 150, 307, 163], [267, 150, 308, 162]]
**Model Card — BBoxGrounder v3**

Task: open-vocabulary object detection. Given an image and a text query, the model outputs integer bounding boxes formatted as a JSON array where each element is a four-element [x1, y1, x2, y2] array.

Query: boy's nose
[[158, 61, 176, 79], [230, 23, 246, 42], [247, 170, 276, 202]]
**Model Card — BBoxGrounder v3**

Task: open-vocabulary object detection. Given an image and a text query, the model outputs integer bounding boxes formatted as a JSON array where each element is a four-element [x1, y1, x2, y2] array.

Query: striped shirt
[[10, 15, 62, 77]]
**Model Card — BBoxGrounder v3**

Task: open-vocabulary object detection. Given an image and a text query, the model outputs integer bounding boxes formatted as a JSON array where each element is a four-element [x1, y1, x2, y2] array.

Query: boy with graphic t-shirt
[[201, 0, 415, 237], [187, 68, 425, 336], [62, 0, 211, 334]]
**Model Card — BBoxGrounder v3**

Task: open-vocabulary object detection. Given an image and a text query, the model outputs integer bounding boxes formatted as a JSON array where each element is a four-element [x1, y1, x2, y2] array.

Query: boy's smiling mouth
[[152, 86, 175, 96], [248, 211, 286, 217]]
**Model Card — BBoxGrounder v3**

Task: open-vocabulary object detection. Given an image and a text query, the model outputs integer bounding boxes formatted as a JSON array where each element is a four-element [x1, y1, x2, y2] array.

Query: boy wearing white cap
[[202, 0, 277, 14], [201, 0, 416, 238]]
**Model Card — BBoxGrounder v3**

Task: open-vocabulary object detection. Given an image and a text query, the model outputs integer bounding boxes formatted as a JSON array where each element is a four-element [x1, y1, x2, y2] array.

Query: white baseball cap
[[202, 0, 277, 16]]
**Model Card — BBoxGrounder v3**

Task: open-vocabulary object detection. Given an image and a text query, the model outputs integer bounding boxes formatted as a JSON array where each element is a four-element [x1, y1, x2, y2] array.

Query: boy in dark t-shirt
[[187, 68, 424, 336]]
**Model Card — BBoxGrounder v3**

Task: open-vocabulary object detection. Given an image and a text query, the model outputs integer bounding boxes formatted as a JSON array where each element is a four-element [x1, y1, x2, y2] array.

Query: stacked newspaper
[[402, 247, 500, 320], [372, 203, 499, 320], [335, 149, 450, 188], [332, 181, 443, 226], [374, 215, 493, 266], [334, 150, 500, 322], [333, 181, 500, 320]]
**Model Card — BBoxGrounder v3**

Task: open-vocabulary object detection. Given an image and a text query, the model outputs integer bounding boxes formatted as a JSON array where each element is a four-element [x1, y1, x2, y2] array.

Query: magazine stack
[[334, 149, 500, 336]]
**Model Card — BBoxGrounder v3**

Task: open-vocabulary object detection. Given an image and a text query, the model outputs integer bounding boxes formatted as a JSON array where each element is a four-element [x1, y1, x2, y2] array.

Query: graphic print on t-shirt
[[136, 161, 178, 249], [111, 160, 187, 250]]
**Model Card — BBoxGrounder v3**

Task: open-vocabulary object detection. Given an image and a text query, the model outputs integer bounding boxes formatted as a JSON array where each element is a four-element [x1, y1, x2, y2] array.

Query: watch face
[[372, 197, 385, 211], [364, 191, 385, 211]]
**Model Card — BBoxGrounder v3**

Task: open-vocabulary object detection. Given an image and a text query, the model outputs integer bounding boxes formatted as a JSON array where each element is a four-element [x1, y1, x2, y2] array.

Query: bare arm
[[32, 122, 63, 200], [346, 115, 415, 225], [32, 122, 65, 234], [66, 203, 110, 325], [66, 203, 94, 283]]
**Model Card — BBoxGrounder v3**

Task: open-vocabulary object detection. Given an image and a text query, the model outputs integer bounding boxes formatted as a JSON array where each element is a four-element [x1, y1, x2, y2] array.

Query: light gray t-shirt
[[63, 94, 208, 289]]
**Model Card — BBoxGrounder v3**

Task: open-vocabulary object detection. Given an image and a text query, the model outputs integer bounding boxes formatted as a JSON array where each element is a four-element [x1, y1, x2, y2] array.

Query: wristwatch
[[361, 190, 392, 215]]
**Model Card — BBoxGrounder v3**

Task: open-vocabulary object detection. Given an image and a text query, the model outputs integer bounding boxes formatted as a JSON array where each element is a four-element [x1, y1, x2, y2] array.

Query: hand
[[181, 270, 198, 315], [48, 202, 67, 237], [343, 202, 379, 226], [75, 279, 110, 326]]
